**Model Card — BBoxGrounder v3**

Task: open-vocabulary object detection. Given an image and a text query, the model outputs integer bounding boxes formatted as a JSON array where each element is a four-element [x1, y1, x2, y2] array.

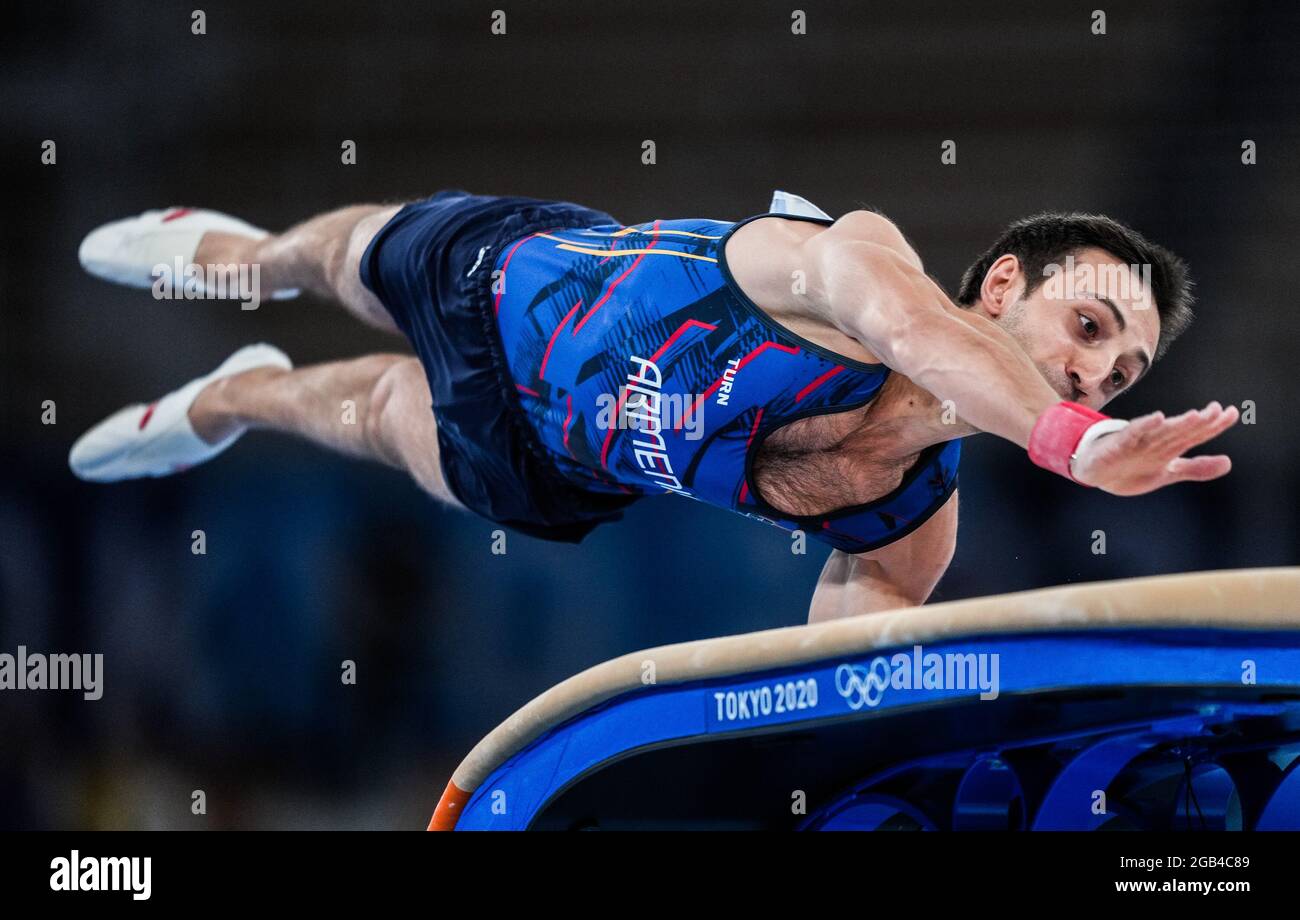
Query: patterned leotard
[[492, 212, 960, 553]]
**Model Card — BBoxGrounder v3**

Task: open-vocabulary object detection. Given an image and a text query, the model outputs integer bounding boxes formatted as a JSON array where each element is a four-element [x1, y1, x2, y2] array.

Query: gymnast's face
[[979, 247, 1161, 411]]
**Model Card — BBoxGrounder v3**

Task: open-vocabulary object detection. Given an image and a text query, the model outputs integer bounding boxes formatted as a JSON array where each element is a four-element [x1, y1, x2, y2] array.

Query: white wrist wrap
[[1069, 418, 1131, 476]]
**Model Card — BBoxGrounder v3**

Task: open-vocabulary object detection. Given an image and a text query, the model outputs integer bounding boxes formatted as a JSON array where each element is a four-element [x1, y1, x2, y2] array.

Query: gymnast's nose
[[1067, 356, 1108, 404]]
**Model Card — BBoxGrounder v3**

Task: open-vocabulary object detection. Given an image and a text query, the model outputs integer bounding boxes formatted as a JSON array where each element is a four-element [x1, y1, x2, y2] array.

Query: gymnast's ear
[[975, 253, 1023, 318]]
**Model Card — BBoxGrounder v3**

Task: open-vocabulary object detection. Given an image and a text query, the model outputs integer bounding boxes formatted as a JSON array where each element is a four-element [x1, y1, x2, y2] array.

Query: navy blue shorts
[[359, 190, 640, 543]]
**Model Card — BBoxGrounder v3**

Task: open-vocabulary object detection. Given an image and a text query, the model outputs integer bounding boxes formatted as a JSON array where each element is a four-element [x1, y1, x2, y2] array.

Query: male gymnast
[[71, 191, 1237, 621]]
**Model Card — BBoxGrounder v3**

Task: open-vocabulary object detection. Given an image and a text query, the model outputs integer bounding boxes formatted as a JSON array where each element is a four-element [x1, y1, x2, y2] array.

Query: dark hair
[[955, 212, 1194, 360]]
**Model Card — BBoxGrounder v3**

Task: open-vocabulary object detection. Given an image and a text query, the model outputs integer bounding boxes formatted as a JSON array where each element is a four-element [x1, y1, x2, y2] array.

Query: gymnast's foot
[[68, 344, 292, 482], [78, 207, 301, 300]]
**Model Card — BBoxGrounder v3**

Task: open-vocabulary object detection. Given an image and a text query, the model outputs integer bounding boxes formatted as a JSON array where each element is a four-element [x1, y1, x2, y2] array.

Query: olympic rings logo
[[834, 658, 891, 710]]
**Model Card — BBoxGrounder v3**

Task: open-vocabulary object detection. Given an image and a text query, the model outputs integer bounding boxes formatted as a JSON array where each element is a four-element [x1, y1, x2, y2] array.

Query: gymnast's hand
[[1069, 402, 1239, 496]]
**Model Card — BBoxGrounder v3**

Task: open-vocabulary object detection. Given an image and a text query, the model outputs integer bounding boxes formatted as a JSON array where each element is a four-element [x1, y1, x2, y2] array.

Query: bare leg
[[194, 204, 404, 333], [187, 203, 459, 503], [191, 354, 460, 508], [186, 204, 459, 504]]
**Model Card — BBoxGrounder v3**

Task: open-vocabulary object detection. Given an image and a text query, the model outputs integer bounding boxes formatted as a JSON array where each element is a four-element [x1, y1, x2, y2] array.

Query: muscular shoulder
[[810, 209, 923, 271], [724, 208, 928, 366], [726, 209, 919, 308]]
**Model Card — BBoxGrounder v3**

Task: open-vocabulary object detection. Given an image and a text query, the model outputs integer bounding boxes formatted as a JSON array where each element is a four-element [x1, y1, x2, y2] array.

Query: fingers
[[1202, 403, 1240, 440], [1129, 410, 1166, 434], [1107, 410, 1164, 450], [1149, 402, 1238, 455], [1111, 406, 1197, 453], [1170, 402, 1238, 453], [1165, 453, 1232, 482]]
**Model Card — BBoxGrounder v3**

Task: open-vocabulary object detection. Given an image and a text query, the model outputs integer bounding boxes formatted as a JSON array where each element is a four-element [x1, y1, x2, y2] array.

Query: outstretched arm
[[808, 490, 958, 623], [797, 212, 1236, 495]]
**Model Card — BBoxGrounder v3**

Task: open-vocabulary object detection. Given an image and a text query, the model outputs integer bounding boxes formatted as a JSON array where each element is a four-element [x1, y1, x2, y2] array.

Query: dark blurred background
[[2, 0, 1297, 829]]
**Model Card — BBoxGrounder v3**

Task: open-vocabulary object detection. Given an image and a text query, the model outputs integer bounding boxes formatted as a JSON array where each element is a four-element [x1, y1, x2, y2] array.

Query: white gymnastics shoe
[[78, 207, 300, 300], [69, 343, 293, 482]]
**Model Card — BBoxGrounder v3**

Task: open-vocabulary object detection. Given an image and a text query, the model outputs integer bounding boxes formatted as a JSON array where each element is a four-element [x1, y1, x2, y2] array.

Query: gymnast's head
[[955, 212, 1194, 411]]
